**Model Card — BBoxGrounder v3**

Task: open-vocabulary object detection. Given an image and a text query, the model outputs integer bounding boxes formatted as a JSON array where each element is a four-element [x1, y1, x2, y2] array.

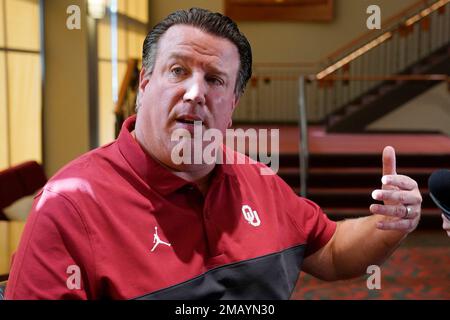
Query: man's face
[[135, 24, 240, 170]]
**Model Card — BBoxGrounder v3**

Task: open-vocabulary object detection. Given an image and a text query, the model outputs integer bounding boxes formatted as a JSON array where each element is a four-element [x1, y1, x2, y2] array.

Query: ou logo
[[241, 205, 261, 227]]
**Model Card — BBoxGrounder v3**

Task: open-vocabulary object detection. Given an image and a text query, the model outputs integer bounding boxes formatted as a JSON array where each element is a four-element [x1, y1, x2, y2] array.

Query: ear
[[228, 95, 240, 128], [139, 67, 150, 93]]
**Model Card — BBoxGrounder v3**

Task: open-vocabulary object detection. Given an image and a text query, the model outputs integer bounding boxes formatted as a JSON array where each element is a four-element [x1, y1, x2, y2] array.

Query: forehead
[[155, 24, 240, 72]]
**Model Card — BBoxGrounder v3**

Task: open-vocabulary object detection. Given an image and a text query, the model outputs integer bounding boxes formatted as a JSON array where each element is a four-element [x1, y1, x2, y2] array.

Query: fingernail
[[372, 190, 381, 200], [371, 204, 381, 212], [381, 176, 388, 184]]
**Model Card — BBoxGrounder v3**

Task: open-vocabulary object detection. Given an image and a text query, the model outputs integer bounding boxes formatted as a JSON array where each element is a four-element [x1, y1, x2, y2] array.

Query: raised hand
[[369, 146, 422, 232]]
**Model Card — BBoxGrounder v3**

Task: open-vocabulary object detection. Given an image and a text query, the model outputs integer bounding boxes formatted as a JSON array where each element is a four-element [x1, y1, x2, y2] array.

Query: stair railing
[[114, 58, 140, 137], [233, 0, 450, 125], [298, 75, 309, 197], [313, 0, 450, 124]]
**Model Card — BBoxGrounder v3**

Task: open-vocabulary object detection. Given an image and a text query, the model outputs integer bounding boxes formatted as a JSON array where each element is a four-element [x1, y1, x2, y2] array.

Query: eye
[[170, 66, 186, 77], [207, 76, 224, 86]]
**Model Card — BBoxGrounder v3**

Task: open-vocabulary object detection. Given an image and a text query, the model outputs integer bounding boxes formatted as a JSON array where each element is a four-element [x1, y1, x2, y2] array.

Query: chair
[[0, 161, 46, 300], [0, 161, 47, 220]]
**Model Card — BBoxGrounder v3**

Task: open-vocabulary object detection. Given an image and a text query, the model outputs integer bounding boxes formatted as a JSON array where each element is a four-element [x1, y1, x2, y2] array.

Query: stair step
[[279, 154, 450, 168], [344, 104, 360, 115], [378, 83, 396, 95], [278, 167, 439, 174], [322, 207, 442, 217], [294, 187, 435, 208], [306, 187, 430, 194], [361, 94, 378, 104], [306, 187, 377, 194], [295, 186, 432, 196], [327, 115, 342, 126], [279, 168, 434, 188]]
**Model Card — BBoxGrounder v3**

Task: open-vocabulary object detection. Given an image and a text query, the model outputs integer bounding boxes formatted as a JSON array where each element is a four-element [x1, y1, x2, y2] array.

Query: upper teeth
[[178, 118, 202, 124]]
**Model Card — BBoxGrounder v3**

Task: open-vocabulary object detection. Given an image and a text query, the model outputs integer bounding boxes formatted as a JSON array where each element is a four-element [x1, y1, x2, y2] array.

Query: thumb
[[382, 146, 397, 176]]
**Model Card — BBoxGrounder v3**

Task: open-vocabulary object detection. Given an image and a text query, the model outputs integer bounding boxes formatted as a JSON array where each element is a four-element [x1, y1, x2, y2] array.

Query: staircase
[[327, 44, 450, 132], [233, 0, 450, 129], [278, 1, 450, 222], [319, 0, 450, 132], [277, 150, 449, 225]]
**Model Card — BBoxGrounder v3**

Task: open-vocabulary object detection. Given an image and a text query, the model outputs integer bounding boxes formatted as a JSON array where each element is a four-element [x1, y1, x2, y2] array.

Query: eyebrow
[[167, 53, 229, 79]]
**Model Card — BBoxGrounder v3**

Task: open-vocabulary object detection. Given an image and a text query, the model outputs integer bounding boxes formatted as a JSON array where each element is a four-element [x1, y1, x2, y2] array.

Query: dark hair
[[142, 7, 252, 97]]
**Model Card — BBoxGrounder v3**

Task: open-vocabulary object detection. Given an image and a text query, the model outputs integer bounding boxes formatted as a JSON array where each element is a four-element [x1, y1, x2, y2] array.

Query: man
[[5, 8, 422, 300]]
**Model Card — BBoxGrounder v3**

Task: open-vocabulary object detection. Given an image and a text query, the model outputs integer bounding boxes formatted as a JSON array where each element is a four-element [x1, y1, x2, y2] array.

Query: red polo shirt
[[5, 116, 336, 300]]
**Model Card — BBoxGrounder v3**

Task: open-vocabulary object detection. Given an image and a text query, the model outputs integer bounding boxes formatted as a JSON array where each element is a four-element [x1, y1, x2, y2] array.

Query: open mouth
[[177, 119, 197, 125], [176, 115, 203, 126]]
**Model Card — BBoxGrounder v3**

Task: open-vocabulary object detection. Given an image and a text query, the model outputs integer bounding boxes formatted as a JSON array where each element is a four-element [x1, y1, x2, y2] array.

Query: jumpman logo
[[151, 226, 171, 252]]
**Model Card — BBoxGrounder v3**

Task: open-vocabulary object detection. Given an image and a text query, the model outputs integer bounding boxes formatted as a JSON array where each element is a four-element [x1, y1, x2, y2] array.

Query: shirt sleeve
[[5, 188, 96, 300], [273, 174, 337, 257], [293, 197, 337, 257]]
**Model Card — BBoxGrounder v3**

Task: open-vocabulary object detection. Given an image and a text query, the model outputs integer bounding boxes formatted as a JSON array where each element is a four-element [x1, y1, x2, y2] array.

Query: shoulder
[[38, 141, 122, 215], [222, 145, 288, 191], [46, 142, 118, 194]]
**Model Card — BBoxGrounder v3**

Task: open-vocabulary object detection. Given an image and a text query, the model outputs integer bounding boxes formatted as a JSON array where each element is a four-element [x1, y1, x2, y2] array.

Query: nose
[[183, 73, 206, 106]]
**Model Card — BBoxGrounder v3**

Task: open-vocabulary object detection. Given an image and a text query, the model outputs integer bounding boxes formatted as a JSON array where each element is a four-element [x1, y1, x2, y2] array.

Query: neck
[[175, 169, 213, 195], [131, 130, 215, 195]]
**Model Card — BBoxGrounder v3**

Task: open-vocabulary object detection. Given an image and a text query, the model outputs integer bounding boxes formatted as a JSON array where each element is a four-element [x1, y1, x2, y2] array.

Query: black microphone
[[428, 169, 450, 220]]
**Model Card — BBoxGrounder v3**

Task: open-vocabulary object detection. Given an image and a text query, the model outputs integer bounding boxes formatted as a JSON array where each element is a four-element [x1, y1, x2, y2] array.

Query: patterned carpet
[[292, 231, 450, 300]]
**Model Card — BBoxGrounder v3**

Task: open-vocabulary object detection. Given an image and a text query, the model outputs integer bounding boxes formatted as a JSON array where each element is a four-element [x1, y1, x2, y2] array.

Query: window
[[97, 0, 148, 145], [0, 0, 42, 170]]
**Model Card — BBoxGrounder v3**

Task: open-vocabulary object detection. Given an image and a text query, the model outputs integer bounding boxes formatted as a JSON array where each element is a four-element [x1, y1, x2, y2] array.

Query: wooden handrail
[[308, 74, 449, 81], [114, 58, 139, 116], [249, 74, 449, 81], [253, 0, 448, 70], [323, 0, 433, 62]]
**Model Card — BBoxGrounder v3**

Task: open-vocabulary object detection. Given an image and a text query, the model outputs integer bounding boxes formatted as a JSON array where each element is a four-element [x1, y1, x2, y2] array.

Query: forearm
[[330, 215, 407, 279]]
